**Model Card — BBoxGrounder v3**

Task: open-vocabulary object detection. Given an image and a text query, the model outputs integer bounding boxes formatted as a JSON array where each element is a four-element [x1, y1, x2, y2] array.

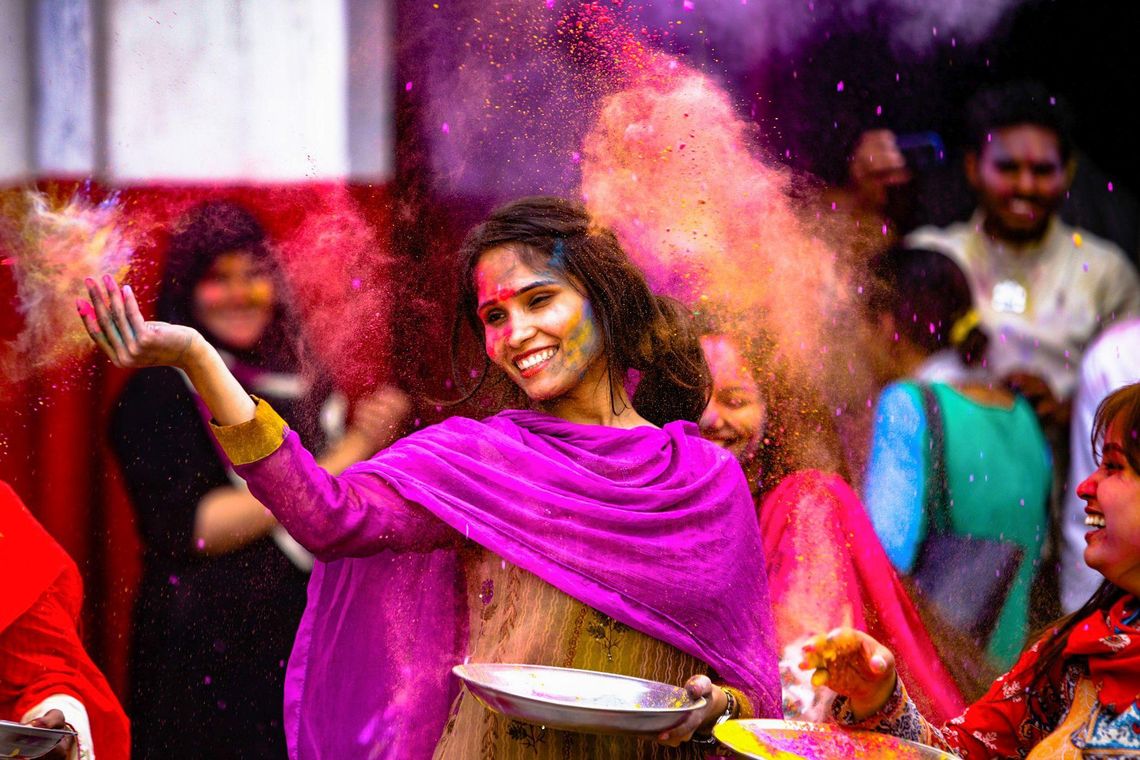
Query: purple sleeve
[[235, 430, 457, 561]]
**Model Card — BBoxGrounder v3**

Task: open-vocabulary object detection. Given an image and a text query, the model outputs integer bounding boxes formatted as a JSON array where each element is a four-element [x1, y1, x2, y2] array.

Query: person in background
[[905, 81, 1140, 433], [803, 381, 1140, 758], [1, 481, 131, 760], [821, 129, 915, 258], [861, 246, 1052, 670], [1061, 318, 1140, 612], [696, 317, 965, 723], [108, 200, 398, 758]]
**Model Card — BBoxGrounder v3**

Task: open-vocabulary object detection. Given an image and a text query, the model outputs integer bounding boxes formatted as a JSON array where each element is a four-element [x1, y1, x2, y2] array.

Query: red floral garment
[[833, 598, 1140, 758], [834, 637, 1077, 758]]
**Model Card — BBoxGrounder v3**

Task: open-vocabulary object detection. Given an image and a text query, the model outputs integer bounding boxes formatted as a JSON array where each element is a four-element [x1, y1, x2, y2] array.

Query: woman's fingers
[[122, 284, 148, 337], [684, 674, 713, 697], [798, 627, 897, 717], [77, 299, 116, 360], [799, 628, 883, 683], [83, 277, 129, 363], [656, 676, 717, 746], [103, 274, 139, 354], [78, 278, 201, 370]]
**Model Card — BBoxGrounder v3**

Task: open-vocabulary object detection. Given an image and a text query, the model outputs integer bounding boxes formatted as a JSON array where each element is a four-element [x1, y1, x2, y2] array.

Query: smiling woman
[[78, 196, 782, 759], [801, 382, 1140, 758], [473, 246, 604, 407], [454, 196, 711, 429]]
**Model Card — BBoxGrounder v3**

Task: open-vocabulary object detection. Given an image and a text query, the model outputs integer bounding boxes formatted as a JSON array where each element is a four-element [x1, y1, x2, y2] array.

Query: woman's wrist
[[180, 337, 258, 426], [702, 686, 729, 729], [690, 686, 735, 747], [174, 330, 210, 372]]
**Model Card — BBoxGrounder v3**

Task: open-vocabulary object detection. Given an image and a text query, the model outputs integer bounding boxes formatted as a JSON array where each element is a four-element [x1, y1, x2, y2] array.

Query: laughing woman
[[79, 196, 781, 759], [802, 381, 1140, 758]]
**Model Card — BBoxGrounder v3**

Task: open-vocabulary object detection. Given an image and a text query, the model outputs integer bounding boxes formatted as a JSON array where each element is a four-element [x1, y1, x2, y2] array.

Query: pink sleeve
[[236, 430, 458, 561]]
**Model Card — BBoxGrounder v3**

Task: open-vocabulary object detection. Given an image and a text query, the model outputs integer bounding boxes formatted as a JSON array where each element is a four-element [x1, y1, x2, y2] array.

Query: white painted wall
[[34, 0, 97, 175], [2, 0, 393, 183], [346, 0, 393, 180], [0, 1, 32, 181], [105, 0, 352, 181]]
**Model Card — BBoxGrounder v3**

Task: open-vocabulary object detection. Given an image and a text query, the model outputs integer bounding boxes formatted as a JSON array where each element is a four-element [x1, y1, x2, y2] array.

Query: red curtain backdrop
[[1, 179, 394, 697]]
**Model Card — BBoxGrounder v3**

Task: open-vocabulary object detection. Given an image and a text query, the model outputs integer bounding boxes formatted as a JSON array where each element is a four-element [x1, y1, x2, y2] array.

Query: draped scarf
[[1063, 595, 1140, 713], [282, 410, 782, 758]]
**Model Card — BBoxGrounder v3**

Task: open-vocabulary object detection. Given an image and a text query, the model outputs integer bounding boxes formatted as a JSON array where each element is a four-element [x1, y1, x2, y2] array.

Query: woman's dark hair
[[1093, 380, 1140, 474], [693, 307, 848, 491], [156, 200, 306, 371], [1025, 382, 1140, 718], [452, 196, 710, 426], [864, 246, 988, 367]]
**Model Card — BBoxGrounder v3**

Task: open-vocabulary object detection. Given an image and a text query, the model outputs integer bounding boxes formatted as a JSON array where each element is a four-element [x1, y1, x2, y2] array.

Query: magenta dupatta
[[236, 409, 781, 759]]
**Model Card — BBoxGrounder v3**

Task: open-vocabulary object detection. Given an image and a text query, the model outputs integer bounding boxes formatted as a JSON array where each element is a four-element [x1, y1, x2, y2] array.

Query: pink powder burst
[[271, 186, 395, 395], [580, 64, 876, 474], [1, 189, 145, 383]]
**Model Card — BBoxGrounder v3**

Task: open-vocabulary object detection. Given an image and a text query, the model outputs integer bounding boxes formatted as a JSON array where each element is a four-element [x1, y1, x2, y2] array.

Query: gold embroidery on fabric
[[561, 605, 589, 668]]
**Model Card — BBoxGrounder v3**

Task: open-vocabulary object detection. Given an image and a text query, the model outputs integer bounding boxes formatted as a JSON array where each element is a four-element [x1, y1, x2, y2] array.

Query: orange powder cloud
[[580, 63, 878, 480]]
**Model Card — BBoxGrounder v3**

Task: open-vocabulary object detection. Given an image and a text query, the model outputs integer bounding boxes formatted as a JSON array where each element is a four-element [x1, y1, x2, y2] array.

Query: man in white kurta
[[908, 215, 1139, 403], [906, 83, 1140, 422]]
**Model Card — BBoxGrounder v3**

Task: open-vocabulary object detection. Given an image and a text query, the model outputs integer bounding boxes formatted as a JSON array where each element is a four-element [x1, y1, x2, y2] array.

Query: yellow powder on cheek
[[560, 305, 598, 369], [246, 280, 274, 308]]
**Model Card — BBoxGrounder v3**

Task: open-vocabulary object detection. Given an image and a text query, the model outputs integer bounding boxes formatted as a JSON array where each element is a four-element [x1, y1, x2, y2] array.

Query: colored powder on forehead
[[1, 189, 144, 385]]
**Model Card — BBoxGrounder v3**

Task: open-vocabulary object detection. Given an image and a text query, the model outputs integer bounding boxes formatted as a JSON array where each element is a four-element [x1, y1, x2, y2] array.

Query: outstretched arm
[[803, 627, 1050, 759], [81, 276, 452, 559], [79, 275, 255, 425]]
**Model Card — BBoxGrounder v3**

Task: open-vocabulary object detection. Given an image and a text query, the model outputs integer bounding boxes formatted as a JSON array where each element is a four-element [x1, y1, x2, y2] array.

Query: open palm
[[77, 275, 201, 369]]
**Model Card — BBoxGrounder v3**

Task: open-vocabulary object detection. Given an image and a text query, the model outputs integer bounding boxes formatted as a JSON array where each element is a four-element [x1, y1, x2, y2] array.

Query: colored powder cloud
[[633, 0, 1025, 69], [1, 189, 143, 384], [407, 0, 669, 198], [580, 62, 878, 477]]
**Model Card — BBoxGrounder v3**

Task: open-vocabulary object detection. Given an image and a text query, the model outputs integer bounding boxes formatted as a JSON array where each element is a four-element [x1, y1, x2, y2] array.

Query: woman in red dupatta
[[695, 324, 965, 724]]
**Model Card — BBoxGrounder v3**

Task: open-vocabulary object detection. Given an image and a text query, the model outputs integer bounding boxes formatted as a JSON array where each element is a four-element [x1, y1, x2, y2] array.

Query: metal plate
[[714, 719, 957, 759], [453, 663, 706, 736], [0, 720, 76, 759]]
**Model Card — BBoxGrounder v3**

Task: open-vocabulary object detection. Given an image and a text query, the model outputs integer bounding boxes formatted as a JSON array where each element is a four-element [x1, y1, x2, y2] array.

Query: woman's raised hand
[[78, 275, 202, 370], [800, 627, 897, 720]]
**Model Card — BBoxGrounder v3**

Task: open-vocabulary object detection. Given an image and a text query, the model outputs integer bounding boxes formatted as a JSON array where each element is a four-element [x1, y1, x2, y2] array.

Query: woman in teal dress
[[861, 246, 1052, 670]]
